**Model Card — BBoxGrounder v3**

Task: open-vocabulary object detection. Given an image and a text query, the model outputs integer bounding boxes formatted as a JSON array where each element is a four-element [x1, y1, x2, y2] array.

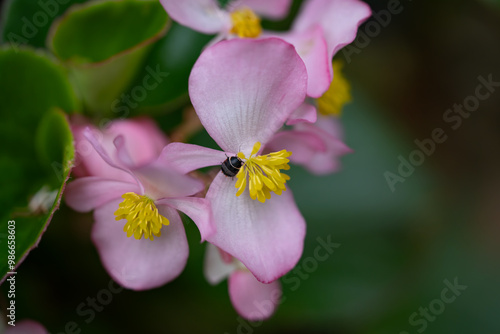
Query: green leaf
[[0, 47, 78, 206], [0, 108, 75, 282], [35, 108, 75, 178], [0, 108, 74, 282], [481, 0, 500, 9], [127, 23, 212, 115], [47, 0, 169, 115], [0, 0, 88, 49], [0, 47, 76, 281]]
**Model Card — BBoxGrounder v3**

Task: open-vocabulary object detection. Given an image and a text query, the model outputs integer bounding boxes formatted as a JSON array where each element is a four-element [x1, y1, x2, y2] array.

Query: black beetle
[[221, 156, 243, 177]]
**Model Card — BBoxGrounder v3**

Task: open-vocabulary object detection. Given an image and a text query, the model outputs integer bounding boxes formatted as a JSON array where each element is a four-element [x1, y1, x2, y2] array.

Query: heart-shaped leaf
[[0, 0, 88, 49], [126, 22, 212, 115], [0, 47, 77, 282], [47, 0, 169, 115]]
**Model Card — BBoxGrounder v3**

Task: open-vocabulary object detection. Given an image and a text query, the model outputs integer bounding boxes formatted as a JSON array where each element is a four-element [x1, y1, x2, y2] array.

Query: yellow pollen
[[230, 7, 262, 38], [114, 192, 169, 241], [235, 142, 292, 203], [317, 60, 352, 117]]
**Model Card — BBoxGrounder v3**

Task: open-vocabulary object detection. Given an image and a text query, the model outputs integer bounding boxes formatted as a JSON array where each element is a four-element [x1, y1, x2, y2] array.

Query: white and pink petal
[[158, 142, 228, 174], [204, 243, 238, 285], [286, 102, 317, 125], [133, 162, 204, 200], [239, 0, 292, 19], [228, 270, 282, 320], [266, 26, 331, 97], [71, 117, 166, 181], [265, 130, 327, 164], [156, 196, 215, 241], [106, 117, 168, 168], [65, 177, 139, 212], [267, 117, 353, 175], [159, 0, 231, 34], [92, 200, 189, 291], [293, 0, 372, 58], [82, 128, 143, 188], [206, 174, 306, 283], [189, 38, 307, 154]]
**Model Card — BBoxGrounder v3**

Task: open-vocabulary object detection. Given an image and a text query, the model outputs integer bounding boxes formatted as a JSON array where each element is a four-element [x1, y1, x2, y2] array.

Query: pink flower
[[160, 38, 307, 283], [269, 61, 354, 174], [71, 116, 168, 180], [159, 0, 292, 37], [204, 243, 281, 320], [265, 0, 371, 97], [267, 114, 352, 175], [65, 122, 214, 290], [159, 0, 371, 97], [292, 0, 371, 74], [5, 320, 47, 334]]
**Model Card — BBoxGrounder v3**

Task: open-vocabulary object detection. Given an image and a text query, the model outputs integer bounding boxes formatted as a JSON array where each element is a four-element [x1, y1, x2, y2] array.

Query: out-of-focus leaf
[[0, 47, 76, 282], [35, 108, 74, 178], [0, 0, 88, 49], [0, 47, 77, 207], [481, 0, 500, 10], [288, 92, 432, 236], [47, 0, 169, 115], [127, 23, 212, 115], [0, 109, 74, 283]]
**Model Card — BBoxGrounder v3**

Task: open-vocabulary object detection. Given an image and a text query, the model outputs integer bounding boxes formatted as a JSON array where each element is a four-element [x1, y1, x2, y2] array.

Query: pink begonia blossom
[[160, 38, 307, 283], [204, 243, 281, 320], [159, 0, 371, 97], [5, 320, 47, 334], [267, 114, 352, 175], [270, 60, 354, 174], [65, 120, 214, 290], [159, 0, 292, 36], [71, 115, 168, 180]]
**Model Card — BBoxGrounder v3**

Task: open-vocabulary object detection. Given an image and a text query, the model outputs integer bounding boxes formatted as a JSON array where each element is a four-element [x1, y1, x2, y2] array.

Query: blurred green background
[[1, 0, 500, 333]]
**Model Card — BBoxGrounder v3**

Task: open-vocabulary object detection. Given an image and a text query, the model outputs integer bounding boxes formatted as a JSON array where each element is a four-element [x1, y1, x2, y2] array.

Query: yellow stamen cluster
[[114, 192, 169, 241], [235, 142, 292, 203], [317, 60, 352, 117], [230, 8, 262, 38]]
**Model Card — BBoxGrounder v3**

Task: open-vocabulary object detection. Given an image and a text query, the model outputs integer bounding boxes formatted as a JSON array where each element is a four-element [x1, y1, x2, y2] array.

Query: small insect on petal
[[221, 155, 244, 177]]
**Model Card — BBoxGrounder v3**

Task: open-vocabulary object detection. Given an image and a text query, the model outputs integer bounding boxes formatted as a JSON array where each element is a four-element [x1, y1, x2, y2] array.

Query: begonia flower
[[267, 115, 352, 175], [160, 38, 307, 283], [267, 60, 353, 174], [71, 115, 168, 180], [316, 60, 352, 117], [204, 243, 281, 320], [159, 0, 371, 97], [159, 0, 292, 38], [65, 123, 214, 290], [265, 0, 370, 98]]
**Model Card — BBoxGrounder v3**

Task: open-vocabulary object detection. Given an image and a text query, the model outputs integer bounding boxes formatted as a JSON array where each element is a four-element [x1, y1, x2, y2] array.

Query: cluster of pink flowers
[[65, 0, 371, 321]]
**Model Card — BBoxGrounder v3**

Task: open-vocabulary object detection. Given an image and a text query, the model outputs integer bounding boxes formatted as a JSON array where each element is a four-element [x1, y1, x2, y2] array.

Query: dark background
[[1, 0, 500, 333]]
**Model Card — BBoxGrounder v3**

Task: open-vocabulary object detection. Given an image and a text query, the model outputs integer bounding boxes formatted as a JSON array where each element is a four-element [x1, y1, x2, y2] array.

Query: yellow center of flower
[[317, 60, 352, 117], [230, 8, 262, 38], [235, 142, 292, 203], [114, 192, 169, 241]]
